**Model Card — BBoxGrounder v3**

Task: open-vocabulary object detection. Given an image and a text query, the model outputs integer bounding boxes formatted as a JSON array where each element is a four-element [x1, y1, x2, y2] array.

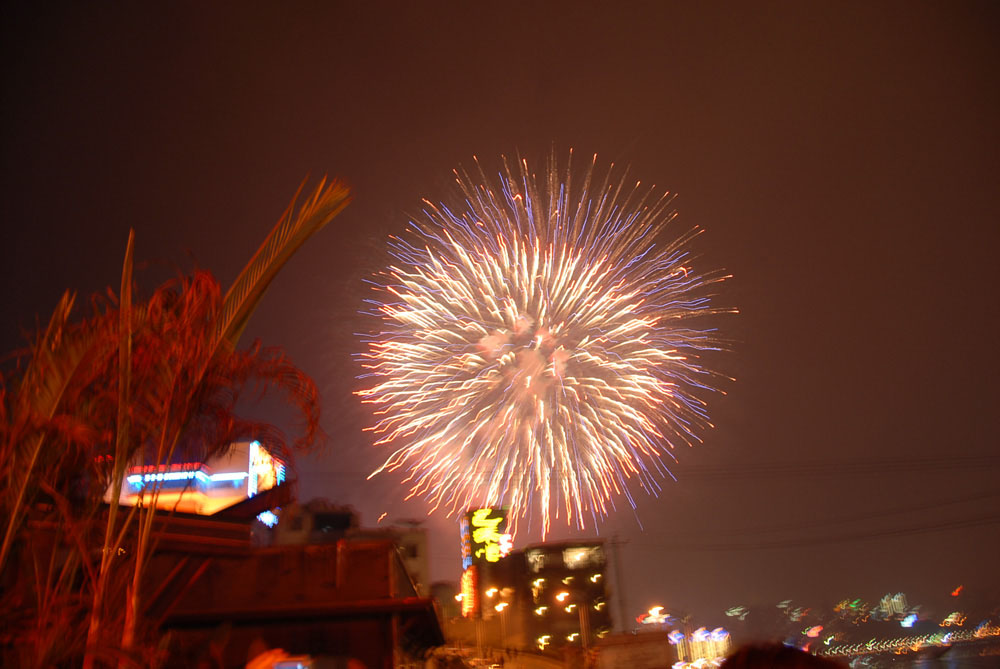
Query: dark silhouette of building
[[457, 539, 612, 653], [140, 497, 443, 667], [273, 500, 432, 597]]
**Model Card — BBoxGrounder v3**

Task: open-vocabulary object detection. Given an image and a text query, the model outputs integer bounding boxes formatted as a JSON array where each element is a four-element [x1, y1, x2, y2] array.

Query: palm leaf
[[0, 291, 98, 572], [85, 228, 134, 669], [216, 177, 351, 348]]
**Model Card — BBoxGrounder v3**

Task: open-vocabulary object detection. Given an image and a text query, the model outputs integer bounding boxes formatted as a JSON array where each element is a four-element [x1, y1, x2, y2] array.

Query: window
[[562, 545, 604, 570], [314, 512, 351, 533], [527, 549, 559, 572]]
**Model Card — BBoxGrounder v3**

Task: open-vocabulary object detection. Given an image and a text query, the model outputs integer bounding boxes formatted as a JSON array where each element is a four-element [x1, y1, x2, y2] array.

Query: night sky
[[2, 2, 998, 625]]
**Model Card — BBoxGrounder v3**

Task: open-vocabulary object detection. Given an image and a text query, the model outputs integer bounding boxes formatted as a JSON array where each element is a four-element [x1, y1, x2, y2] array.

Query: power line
[[301, 455, 1000, 480], [643, 489, 1000, 539], [632, 513, 1000, 552], [670, 455, 1000, 480]]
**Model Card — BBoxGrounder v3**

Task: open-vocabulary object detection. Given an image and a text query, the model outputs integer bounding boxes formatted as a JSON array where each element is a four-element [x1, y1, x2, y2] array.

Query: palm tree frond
[[217, 178, 351, 348]]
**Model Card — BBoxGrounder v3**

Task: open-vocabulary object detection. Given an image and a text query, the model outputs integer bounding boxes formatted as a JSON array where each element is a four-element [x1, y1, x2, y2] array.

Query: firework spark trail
[[357, 152, 732, 537]]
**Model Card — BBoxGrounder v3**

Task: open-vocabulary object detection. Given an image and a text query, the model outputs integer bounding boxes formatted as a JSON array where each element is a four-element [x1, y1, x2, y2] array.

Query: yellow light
[[470, 508, 509, 562], [565, 603, 577, 612], [532, 578, 546, 588], [486, 587, 498, 598], [649, 605, 664, 617], [495, 602, 509, 612], [590, 573, 602, 583], [460, 566, 478, 618], [455, 594, 464, 602], [556, 591, 569, 602], [567, 633, 579, 642], [534, 606, 548, 616]]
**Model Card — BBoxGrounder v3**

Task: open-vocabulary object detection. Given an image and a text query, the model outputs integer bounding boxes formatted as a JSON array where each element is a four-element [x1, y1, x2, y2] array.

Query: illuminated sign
[[111, 441, 284, 518], [248, 440, 284, 497], [460, 515, 472, 569], [462, 508, 512, 566], [460, 566, 479, 618], [248, 441, 285, 525]]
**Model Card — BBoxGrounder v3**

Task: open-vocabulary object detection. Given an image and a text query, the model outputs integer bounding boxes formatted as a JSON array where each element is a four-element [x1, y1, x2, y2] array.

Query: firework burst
[[356, 152, 732, 536]]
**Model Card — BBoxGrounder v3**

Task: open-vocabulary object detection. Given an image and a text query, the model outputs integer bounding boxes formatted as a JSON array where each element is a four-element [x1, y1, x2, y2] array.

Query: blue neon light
[[209, 472, 248, 482], [125, 468, 246, 487]]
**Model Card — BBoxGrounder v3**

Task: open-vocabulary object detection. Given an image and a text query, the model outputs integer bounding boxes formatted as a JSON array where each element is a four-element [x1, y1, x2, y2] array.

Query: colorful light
[[726, 605, 749, 621], [116, 441, 285, 520], [941, 611, 966, 627], [463, 508, 512, 564], [257, 510, 279, 527], [460, 566, 478, 618], [358, 153, 732, 535]]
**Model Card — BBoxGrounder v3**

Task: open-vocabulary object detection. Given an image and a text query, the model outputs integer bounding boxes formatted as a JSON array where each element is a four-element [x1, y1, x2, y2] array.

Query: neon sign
[[114, 441, 285, 518], [248, 440, 285, 496], [248, 440, 285, 525], [460, 566, 479, 618], [463, 508, 512, 566], [460, 515, 472, 569]]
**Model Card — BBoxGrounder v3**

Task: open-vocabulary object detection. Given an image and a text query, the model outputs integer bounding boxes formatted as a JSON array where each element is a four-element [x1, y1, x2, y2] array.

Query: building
[[457, 537, 614, 654], [273, 500, 431, 596], [147, 524, 444, 667], [100, 442, 443, 666], [106, 440, 285, 523], [430, 581, 462, 620], [517, 540, 614, 652], [669, 627, 732, 667]]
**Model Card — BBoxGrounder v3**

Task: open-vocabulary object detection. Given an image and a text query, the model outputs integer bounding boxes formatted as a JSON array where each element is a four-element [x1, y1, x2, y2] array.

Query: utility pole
[[609, 534, 629, 633], [578, 597, 591, 650]]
